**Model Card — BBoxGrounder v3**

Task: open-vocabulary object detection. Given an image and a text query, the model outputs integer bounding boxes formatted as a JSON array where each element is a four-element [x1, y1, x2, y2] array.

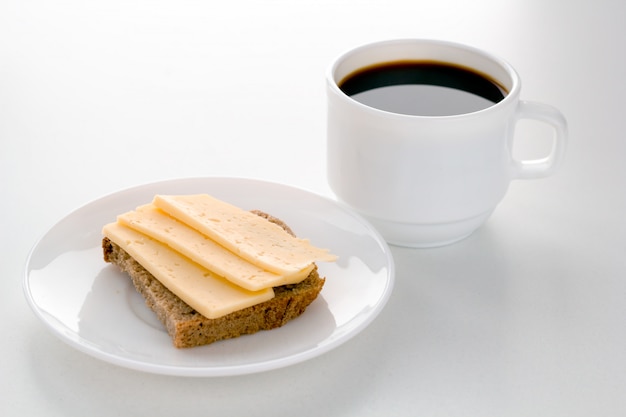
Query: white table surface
[[2, 0, 625, 416]]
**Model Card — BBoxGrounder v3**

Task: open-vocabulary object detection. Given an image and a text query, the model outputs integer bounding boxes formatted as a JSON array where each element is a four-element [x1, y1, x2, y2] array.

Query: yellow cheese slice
[[117, 204, 314, 291], [102, 222, 274, 319], [153, 194, 337, 275]]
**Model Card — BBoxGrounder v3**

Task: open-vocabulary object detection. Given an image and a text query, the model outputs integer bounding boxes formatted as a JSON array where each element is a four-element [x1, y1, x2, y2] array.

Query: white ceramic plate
[[24, 178, 394, 377]]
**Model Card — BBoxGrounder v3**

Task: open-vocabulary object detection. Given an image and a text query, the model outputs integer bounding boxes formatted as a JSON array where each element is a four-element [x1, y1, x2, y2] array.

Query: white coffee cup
[[326, 39, 567, 248]]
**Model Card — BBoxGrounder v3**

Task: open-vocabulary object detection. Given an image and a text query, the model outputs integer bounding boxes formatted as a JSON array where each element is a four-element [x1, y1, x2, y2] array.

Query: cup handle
[[511, 100, 568, 179]]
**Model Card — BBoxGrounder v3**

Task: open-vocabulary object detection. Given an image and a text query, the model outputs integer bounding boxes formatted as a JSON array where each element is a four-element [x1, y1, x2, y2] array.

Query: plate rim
[[23, 177, 395, 377]]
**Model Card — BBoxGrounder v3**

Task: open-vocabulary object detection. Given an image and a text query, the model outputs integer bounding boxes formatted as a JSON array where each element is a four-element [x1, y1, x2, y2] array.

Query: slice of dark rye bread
[[102, 210, 326, 348]]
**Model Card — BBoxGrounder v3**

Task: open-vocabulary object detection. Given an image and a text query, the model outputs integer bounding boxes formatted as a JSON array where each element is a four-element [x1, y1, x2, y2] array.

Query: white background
[[2, 0, 625, 416]]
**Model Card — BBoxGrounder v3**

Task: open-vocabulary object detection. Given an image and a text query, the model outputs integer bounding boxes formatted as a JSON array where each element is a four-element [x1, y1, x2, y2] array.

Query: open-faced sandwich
[[102, 194, 336, 348]]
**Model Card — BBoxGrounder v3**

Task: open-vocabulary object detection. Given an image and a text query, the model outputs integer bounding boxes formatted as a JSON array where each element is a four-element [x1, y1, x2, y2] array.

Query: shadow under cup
[[326, 39, 567, 248]]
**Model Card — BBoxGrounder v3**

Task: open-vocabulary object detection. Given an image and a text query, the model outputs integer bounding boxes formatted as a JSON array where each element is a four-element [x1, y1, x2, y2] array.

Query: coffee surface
[[338, 61, 507, 116]]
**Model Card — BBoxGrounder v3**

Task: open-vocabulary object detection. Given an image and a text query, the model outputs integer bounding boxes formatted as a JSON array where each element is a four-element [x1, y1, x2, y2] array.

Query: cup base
[[362, 210, 493, 248]]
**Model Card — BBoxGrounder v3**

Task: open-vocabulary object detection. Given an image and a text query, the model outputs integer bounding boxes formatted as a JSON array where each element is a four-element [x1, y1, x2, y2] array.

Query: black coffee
[[338, 61, 507, 116]]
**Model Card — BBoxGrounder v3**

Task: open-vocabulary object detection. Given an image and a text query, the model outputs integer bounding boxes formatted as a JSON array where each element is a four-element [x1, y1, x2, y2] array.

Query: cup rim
[[327, 38, 521, 120]]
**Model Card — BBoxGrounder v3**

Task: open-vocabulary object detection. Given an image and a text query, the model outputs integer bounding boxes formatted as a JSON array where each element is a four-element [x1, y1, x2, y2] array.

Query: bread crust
[[102, 212, 325, 348]]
